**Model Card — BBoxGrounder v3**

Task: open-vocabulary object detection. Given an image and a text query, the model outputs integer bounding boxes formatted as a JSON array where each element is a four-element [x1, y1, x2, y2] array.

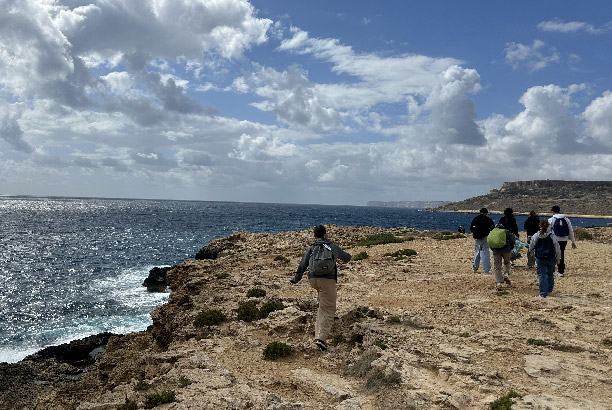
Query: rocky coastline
[[1, 225, 611, 409]]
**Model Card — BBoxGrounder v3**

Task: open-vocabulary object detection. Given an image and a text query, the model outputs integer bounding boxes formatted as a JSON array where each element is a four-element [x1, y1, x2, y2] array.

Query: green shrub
[[496, 290, 509, 296], [274, 255, 290, 264], [194, 309, 226, 327], [384, 249, 417, 260], [527, 338, 549, 346], [263, 342, 291, 360], [246, 288, 267, 298], [236, 301, 260, 322], [329, 334, 346, 346], [489, 390, 521, 410], [353, 251, 369, 261], [179, 376, 192, 388], [459, 332, 470, 338], [134, 380, 151, 391], [374, 339, 388, 350], [387, 315, 401, 324], [144, 391, 176, 408], [117, 398, 138, 410], [215, 272, 230, 279], [355, 234, 404, 247], [259, 300, 285, 318], [574, 228, 593, 241], [365, 367, 401, 390]]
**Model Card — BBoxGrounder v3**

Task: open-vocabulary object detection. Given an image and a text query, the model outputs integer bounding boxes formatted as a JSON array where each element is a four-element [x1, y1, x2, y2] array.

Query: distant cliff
[[368, 200, 449, 209], [434, 180, 612, 217]]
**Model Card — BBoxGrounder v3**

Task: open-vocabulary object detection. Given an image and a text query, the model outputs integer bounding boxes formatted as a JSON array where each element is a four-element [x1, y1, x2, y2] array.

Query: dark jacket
[[524, 216, 540, 236], [470, 214, 495, 239], [499, 215, 519, 237], [292, 238, 351, 283]]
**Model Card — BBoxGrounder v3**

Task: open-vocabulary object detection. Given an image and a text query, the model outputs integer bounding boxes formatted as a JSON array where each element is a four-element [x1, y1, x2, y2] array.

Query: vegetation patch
[[263, 342, 291, 360], [432, 231, 465, 240], [144, 391, 176, 408], [194, 309, 226, 327], [365, 367, 402, 390], [329, 334, 346, 346], [374, 339, 388, 350], [527, 317, 555, 326], [353, 251, 369, 261], [561, 305, 574, 312], [134, 380, 151, 391], [549, 344, 585, 353], [489, 390, 522, 410], [179, 376, 192, 388], [345, 350, 401, 390], [259, 300, 285, 318], [355, 233, 404, 247], [246, 288, 267, 298], [574, 228, 593, 241], [274, 255, 290, 264], [496, 290, 509, 296], [602, 338, 612, 347], [236, 301, 260, 322], [384, 248, 418, 260], [403, 317, 434, 330], [459, 332, 470, 338], [527, 338, 549, 346], [215, 272, 230, 279], [587, 292, 601, 298], [387, 315, 401, 324]]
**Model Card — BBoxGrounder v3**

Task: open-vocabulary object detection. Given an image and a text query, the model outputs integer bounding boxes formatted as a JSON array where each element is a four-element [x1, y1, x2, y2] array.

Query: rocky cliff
[[1, 226, 611, 409], [434, 180, 612, 216]]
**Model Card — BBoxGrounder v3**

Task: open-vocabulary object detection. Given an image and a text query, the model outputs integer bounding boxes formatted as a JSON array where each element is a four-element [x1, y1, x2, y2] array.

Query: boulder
[[142, 266, 173, 292]]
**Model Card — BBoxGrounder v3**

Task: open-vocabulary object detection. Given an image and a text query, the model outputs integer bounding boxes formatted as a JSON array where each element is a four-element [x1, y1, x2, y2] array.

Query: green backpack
[[487, 228, 507, 249]]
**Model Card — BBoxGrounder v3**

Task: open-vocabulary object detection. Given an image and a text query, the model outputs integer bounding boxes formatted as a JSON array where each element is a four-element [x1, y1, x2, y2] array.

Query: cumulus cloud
[[0, 103, 34, 153], [583, 91, 612, 147], [504, 40, 560, 71]]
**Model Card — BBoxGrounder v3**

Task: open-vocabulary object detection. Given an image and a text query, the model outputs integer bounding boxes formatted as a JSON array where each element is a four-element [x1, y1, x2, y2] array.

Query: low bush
[[144, 391, 176, 408], [355, 234, 404, 247], [246, 288, 267, 298], [263, 342, 291, 360], [134, 380, 151, 391], [259, 300, 284, 318], [527, 338, 549, 346], [236, 301, 260, 322], [118, 398, 137, 410], [459, 332, 470, 338], [274, 255, 290, 264], [574, 228, 593, 241], [387, 315, 401, 324], [329, 334, 346, 346], [215, 272, 230, 279], [179, 376, 192, 388], [194, 309, 226, 327], [374, 339, 388, 350], [489, 390, 521, 410], [353, 251, 369, 261]]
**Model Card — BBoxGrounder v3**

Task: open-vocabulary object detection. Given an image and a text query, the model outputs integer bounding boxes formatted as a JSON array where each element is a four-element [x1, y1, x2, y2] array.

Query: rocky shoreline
[[1, 225, 611, 409]]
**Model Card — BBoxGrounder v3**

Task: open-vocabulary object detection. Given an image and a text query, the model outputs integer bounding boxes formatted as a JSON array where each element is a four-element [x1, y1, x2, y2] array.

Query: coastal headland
[[433, 180, 612, 218], [1, 225, 611, 409]]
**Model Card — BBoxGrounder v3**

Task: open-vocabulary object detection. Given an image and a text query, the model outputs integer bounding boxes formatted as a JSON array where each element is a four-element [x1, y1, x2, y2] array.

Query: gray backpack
[[309, 242, 336, 276]]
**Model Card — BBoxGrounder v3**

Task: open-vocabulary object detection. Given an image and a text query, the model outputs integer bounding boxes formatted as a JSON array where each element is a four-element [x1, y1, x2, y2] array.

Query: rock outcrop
[[142, 266, 173, 292], [1, 225, 611, 409]]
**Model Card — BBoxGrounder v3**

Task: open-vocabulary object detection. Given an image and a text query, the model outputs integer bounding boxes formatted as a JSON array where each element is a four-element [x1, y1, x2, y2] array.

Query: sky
[[1, 0, 612, 205]]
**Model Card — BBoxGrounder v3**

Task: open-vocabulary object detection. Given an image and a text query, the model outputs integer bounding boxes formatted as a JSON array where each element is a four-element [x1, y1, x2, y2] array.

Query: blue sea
[[1, 196, 609, 363]]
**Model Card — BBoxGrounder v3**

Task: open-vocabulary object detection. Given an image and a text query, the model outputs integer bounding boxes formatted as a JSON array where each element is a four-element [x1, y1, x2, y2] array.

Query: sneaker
[[556, 272, 564, 278], [472, 269, 478, 273], [314, 339, 328, 351], [496, 282, 504, 288], [483, 272, 491, 275]]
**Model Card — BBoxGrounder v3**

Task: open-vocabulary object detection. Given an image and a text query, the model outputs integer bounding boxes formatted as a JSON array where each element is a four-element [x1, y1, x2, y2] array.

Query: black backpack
[[309, 242, 336, 276], [535, 235, 555, 260]]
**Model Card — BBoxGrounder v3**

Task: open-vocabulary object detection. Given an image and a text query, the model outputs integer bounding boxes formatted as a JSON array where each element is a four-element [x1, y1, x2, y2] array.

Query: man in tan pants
[[290, 225, 352, 351]]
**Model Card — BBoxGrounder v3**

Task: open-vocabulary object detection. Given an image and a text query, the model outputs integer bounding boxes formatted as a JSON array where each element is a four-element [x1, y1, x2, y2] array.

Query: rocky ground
[[1, 226, 611, 410]]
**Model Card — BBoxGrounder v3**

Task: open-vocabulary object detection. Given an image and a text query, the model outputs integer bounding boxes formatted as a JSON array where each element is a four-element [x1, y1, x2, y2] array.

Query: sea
[[1, 196, 609, 363]]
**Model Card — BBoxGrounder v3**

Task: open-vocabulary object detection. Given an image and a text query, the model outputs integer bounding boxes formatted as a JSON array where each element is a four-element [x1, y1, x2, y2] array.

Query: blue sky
[[1, 0, 611, 205]]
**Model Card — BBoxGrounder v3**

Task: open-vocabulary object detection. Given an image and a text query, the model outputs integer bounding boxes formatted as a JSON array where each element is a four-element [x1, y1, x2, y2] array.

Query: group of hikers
[[289, 207, 577, 351], [470, 205, 577, 297]]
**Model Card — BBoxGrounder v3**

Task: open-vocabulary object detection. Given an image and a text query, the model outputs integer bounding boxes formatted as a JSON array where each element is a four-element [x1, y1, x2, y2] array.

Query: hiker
[[470, 207, 495, 274], [487, 223, 520, 288], [499, 208, 521, 264], [548, 206, 577, 277], [523, 211, 541, 269], [290, 225, 352, 351], [528, 220, 561, 298]]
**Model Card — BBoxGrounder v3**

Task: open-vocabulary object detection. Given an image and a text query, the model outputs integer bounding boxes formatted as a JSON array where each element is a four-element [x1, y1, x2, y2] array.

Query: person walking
[[290, 225, 352, 351], [548, 206, 577, 277], [470, 208, 495, 274], [528, 220, 561, 298], [499, 208, 521, 265], [488, 223, 520, 288], [523, 211, 541, 269]]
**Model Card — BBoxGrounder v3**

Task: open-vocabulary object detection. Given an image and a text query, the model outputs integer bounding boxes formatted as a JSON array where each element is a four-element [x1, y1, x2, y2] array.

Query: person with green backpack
[[487, 223, 520, 288]]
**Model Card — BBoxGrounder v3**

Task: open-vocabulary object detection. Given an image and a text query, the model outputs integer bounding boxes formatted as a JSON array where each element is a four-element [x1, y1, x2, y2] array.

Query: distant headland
[[367, 200, 450, 208], [432, 180, 612, 217]]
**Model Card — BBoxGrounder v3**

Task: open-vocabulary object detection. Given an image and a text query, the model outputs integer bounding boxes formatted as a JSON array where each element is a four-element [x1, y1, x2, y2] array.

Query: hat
[[551, 205, 560, 213]]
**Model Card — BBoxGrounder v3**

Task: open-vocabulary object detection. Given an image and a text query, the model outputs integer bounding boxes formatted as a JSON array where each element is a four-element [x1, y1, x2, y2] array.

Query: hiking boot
[[314, 339, 328, 351]]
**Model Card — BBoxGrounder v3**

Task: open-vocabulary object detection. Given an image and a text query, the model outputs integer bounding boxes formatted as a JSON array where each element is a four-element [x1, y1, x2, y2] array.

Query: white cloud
[[583, 91, 612, 147], [504, 40, 560, 71], [538, 19, 612, 34]]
